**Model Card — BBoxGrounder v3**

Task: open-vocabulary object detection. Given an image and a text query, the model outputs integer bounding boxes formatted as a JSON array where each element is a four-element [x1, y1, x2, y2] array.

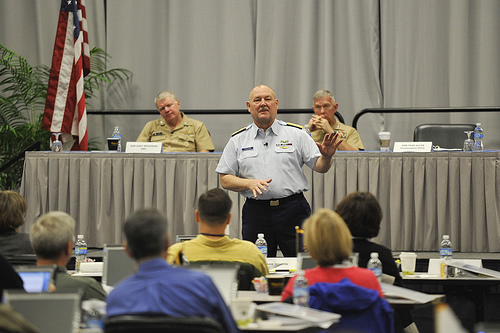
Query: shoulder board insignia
[[286, 122, 304, 129], [231, 127, 247, 137]]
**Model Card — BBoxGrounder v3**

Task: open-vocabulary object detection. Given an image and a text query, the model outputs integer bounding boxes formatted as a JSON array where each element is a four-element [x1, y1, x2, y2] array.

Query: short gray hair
[[30, 211, 76, 260], [313, 90, 335, 102], [154, 91, 178, 106]]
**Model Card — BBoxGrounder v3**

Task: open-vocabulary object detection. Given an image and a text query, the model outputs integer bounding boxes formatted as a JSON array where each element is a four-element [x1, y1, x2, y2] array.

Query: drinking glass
[[51, 133, 63, 152], [463, 131, 474, 151]]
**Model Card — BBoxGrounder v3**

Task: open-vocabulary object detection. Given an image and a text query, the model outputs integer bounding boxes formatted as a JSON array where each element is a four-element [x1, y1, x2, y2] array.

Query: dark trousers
[[242, 193, 311, 257]]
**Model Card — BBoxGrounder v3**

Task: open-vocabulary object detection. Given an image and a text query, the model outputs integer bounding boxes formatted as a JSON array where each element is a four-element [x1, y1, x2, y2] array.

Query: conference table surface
[[20, 150, 500, 252]]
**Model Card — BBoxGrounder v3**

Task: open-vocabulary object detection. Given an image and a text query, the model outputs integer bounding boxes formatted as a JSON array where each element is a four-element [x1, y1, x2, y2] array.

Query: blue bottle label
[[440, 248, 452, 256], [75, 247, 88, 255]]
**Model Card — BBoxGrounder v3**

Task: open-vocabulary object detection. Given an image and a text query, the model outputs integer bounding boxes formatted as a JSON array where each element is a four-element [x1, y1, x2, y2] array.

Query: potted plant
[[0, 44, 132, 190]]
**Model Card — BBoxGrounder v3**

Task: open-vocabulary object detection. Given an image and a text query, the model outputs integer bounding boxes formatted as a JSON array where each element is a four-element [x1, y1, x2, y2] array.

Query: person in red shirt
[[281, 208, 383, 301]]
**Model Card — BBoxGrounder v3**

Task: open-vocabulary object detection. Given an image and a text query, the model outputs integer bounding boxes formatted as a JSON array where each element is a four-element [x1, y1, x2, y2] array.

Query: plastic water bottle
[[293, 270, 310, 307], [473, 123, 484, 151], [75, 234, 88, 273], [112, 126, 122, 152], [367, 252, 383, 283], [440, 235, 453, 278], [255, 233, 267, 258]]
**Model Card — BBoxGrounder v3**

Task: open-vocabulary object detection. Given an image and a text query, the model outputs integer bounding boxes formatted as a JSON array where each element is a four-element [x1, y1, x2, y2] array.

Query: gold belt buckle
[[270, 200, 279, 207]]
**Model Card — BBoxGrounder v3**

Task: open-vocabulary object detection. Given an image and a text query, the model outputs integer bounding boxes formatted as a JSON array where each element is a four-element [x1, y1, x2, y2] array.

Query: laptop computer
[[15, 265, 56, 293], [3, 290, 81, 333], [102, 245, 136, 287], [297, 253, 317, 270], [187, 265, 239, 304]]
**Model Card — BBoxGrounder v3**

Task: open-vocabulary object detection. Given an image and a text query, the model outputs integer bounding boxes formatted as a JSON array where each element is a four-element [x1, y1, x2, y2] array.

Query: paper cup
[[399, 252, 417, 276], [379, 132, 391, 152], [266, 275, 286, 295]]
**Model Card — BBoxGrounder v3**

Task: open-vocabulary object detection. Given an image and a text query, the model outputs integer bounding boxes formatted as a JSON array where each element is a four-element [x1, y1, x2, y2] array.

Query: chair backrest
[[335, 111, 345, 124], [105, 315, 223, 333], [187, 261, 263, 291], [413, 123, 476, 149]]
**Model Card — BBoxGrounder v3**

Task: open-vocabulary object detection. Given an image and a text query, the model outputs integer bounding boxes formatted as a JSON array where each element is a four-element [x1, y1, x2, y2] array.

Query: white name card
[[125, 142, 163, 153], [393, 142, 433, 152]]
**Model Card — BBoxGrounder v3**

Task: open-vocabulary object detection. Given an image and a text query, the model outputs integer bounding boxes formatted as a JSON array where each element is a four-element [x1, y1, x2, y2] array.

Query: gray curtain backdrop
[[2, 0, 499, 152], [3, 0, 500, 249]]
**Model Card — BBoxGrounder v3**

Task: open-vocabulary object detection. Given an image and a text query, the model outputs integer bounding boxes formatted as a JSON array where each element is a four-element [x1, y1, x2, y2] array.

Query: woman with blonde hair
[[280, 208, 382, 300], [0, 191, 33, 256]]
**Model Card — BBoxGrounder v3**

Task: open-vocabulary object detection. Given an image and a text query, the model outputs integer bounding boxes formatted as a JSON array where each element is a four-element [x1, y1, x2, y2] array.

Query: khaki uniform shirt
[[136, 112, 215, 152], [311, 121, 364, 150]]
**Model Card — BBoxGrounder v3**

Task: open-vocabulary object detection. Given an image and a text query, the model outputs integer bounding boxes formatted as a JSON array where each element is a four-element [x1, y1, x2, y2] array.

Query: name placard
[[393, 142, 433, 152], [125, 142, 163, 153]]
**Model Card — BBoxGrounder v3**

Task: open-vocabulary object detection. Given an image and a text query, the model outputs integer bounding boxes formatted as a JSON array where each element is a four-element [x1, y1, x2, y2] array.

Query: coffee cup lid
[[379, 131, 391, 139]]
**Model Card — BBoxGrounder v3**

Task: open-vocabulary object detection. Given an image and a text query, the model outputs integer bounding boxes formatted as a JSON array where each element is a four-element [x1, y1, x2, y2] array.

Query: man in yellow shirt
[[136, 90, 215, 152], [167, 188, 269, 276], [307, 90, 364, 151]]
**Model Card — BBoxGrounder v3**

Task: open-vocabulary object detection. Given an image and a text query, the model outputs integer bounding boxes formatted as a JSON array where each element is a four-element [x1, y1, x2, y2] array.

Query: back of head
[[197, 188, 232, 226], [30, 211, 75, 260], [335, 192, 382, 238], [0, 190, 28, 232], [124, 209, 168, 260], [303, 208, 352, 266]]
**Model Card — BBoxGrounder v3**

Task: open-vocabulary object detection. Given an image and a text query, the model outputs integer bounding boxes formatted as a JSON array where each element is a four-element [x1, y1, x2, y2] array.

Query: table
[[403, 273, 500, 324], [20, 151, 500, 251]]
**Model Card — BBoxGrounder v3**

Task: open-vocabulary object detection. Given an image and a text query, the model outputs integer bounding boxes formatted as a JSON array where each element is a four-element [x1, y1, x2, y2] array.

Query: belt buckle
[[270, 200, 279, 207]]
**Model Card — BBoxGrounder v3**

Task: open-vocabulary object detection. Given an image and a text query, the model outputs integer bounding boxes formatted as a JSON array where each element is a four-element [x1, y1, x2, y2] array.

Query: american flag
[[43, 0, 89, 151]]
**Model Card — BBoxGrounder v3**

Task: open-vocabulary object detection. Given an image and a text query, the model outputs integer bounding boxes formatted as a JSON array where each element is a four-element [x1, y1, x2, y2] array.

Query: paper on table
[[381, 283, 438, 303]]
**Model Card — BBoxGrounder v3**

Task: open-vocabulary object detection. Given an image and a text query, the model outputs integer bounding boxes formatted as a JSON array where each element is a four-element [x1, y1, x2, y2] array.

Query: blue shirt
[[216, 120, 320, 199], [106, 258, 239, 333]]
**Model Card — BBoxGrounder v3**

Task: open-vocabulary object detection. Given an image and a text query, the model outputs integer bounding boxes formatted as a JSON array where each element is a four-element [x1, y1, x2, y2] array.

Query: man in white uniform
[[216, 85, 342, 257]]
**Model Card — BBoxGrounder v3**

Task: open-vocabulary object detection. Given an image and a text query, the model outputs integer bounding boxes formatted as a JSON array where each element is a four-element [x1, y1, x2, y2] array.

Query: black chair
[[335, 111, 345, 124], [187, 261, 263, 291], [105, 315, 223, 333], [413, 123, 476, 149]]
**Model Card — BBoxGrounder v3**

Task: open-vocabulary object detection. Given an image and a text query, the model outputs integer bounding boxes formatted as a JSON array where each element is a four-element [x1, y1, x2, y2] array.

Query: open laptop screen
[[3, 291, 81, 333], [102, 245, 135, 286], [16, 266, 56, 293]]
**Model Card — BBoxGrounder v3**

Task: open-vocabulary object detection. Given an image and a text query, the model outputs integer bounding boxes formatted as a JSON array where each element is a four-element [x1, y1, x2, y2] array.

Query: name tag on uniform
[[241, 147, 254, 151]]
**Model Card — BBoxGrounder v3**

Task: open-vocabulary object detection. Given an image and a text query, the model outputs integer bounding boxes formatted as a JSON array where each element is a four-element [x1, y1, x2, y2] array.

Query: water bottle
[[75, 234, 88, 273], [293, 270, 310, 307], [112, 126, 122, 152], [255, 233, 267, 258], [473, 123, 484, 151], [440, 234, 454, 278], [367, 252, 383, 283]]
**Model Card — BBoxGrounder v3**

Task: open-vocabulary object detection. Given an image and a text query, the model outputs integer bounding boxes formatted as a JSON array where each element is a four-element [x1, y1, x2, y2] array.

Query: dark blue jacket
[[309, 278, 394, 333]]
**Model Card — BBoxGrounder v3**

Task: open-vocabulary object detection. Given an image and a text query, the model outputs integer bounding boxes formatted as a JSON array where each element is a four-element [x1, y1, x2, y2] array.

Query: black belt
[[245, 192, 304, 207]]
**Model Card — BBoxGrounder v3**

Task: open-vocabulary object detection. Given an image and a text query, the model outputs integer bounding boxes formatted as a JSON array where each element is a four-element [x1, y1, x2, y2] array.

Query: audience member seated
[[0, 253, 25, 297], [106, 209, 239, 333], [336, 191, 418, 333], [0, 191, 34, 257], [280, 208, 383, 301], [136, 90, 215, 152], [307, 89, 364, 151], [29, 211, 107, 301], [167, 188, 269, 277], [335, 191, 402, 285]]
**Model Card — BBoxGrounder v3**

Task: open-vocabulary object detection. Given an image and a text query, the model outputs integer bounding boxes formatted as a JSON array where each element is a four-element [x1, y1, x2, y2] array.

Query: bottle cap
[[77, 235, 84, 239], [370, 252, 379, 259], [257, 233, 264, 238], [443, 235, 449, 239]]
